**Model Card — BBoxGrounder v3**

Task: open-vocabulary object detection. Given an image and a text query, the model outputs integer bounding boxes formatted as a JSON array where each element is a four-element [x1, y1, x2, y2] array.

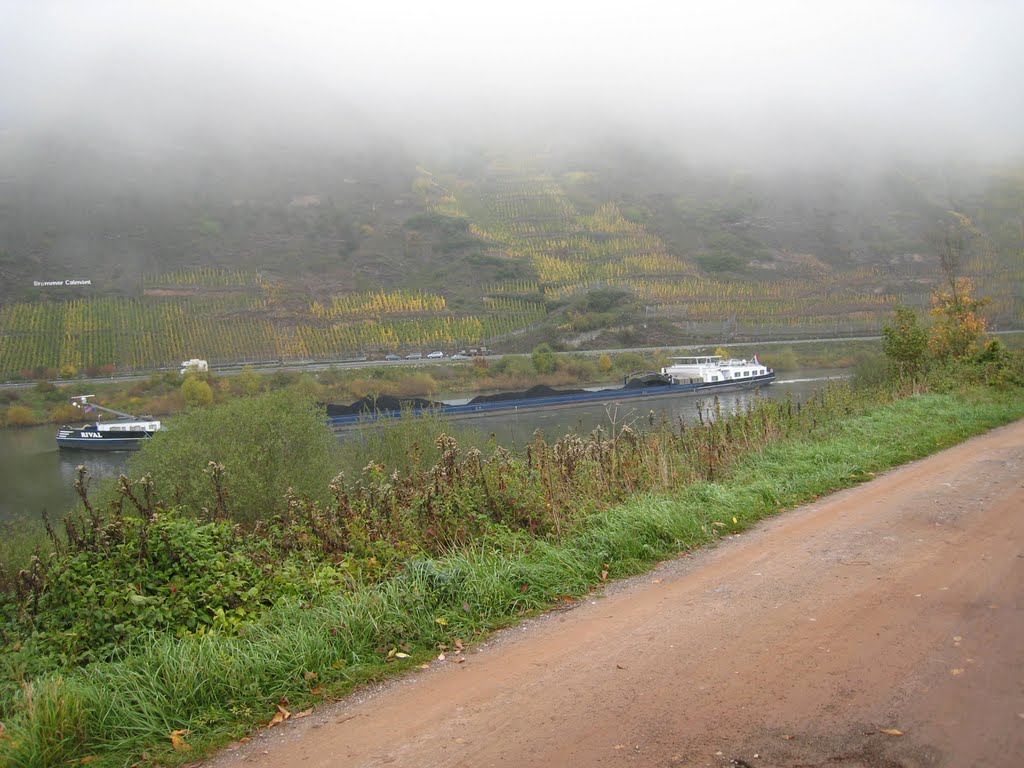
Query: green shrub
[[491, 355, 535, 377], [181, 375, 214, 407], [125, 390, 340, 523], [613, 351, 647, 372], [531, 344, 557, 374], [3, 404, 36, 427], [8, 513, 273, 668]]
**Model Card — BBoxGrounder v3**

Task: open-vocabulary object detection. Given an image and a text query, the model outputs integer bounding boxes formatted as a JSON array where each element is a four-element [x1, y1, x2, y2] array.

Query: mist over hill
[[1, 2, 1021, 374], [2, 125, 1019, 303]]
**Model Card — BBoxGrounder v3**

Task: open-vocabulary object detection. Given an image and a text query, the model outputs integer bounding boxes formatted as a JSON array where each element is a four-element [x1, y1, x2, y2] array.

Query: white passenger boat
[[56, 395, 162, 451]]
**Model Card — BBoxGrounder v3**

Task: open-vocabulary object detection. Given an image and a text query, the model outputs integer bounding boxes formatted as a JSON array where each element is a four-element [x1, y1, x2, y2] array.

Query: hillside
[[1, 132, 1022, 378]]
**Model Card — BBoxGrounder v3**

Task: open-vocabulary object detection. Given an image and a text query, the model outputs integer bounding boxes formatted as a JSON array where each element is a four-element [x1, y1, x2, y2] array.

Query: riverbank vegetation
[[0, 296, 1021, 766], [0, 336, 929, 430]]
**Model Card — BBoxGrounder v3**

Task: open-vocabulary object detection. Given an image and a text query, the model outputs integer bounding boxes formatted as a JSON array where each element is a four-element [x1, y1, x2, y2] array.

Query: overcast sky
[[2, 0, 1022, 166]]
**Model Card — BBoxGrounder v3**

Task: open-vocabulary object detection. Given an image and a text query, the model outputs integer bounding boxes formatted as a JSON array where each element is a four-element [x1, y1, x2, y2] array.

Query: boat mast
[[70, 395, 138, 420]]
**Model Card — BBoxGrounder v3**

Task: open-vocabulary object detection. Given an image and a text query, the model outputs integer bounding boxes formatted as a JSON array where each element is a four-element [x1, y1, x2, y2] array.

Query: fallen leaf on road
[[950, 668, 965, 676], [879, 728, 903, 736], [267, 704, 291, 728], [294, 709, 313, 719]]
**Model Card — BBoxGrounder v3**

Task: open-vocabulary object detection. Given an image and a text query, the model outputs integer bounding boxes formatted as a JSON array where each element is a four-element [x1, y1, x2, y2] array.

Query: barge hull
[[328, 373, 775, 429], [56, 430, 154, 451]]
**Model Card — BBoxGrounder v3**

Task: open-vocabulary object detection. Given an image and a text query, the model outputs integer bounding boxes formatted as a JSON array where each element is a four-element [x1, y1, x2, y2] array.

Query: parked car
[[427, 350, 444, 359], [384, 353, 401, 361], [451, 353, 471, 360], [405, 352, 423, 360]]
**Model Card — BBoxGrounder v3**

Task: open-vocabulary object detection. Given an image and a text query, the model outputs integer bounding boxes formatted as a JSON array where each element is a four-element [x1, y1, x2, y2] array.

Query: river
[[0, 369, 849, 529]]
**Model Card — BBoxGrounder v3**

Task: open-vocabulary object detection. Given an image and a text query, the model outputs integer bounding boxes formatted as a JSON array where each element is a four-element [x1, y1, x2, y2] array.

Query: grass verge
[[1, 389, 1022, 766]]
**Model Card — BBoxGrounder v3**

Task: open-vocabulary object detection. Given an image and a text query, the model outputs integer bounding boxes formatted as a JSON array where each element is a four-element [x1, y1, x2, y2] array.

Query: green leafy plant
[[125, 390, 340, 523]]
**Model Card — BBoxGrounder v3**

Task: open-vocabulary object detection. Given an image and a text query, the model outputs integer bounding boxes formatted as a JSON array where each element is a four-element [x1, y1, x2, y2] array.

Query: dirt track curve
[[206, 420, 1024, 768]]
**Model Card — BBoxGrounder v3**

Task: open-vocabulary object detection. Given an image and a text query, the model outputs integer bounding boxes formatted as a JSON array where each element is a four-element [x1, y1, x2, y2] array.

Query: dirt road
[[207, 420, 1024, 768]]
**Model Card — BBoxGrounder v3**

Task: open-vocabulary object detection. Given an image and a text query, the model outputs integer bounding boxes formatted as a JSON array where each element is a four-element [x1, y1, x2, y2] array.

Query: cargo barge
[[326, 355, 774, 428]]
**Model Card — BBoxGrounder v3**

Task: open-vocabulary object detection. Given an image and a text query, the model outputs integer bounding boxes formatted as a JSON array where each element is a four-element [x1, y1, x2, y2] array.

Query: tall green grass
[[2, 388, 1021, 766]]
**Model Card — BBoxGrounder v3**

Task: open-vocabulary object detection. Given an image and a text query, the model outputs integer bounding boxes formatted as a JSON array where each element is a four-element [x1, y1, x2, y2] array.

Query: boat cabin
[[95, 420, 162, 432], [661, 355, 771, 384]]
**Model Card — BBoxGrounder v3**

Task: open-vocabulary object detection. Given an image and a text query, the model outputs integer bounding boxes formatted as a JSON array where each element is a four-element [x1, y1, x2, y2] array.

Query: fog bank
[[2, 1, 1022, 168]]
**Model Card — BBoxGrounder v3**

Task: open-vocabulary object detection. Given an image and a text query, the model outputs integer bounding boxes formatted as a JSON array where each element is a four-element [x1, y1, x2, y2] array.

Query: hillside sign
[[33, 279, 93, 287]]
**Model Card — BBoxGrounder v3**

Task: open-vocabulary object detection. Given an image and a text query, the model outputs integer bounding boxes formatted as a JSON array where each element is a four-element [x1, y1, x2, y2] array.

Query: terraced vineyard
[[423, 165, 1022, 339], [0, 270, 547, 379], [433, 170, 901, 329]]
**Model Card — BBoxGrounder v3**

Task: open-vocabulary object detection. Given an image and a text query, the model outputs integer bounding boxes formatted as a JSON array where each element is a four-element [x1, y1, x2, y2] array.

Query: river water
[[0, 369, 849, 528]]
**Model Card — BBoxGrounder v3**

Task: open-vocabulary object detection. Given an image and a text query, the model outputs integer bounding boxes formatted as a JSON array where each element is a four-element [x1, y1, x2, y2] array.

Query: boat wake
[[777, 374, 852, 384]]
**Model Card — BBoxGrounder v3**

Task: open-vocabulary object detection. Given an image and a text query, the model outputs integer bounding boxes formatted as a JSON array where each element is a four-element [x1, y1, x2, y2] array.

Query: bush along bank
[[1, 377, 1023, 765]]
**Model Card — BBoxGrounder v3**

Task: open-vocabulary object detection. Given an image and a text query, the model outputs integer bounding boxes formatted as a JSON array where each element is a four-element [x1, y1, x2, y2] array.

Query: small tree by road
[[882, 305, 928, 378], [531, 343, 557, 375], [929, 278, 988, 361], [181, 375, 214, 407]]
